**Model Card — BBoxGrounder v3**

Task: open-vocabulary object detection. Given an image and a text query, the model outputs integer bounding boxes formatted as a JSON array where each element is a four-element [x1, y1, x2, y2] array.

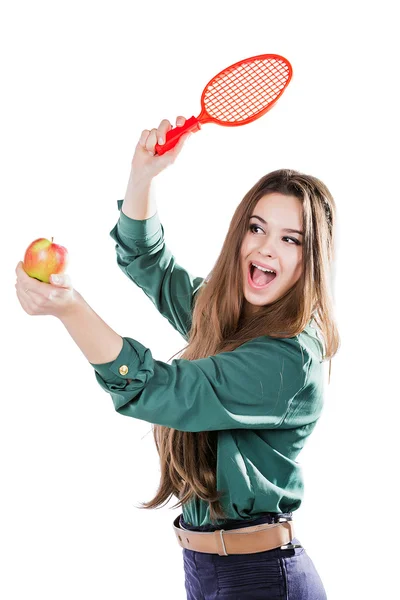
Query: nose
[[257, 234, 277, 257]]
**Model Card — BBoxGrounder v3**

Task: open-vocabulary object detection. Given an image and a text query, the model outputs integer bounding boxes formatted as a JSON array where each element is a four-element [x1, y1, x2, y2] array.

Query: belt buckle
[[280, 542, 303, 550], [277, 516, 302, 550]]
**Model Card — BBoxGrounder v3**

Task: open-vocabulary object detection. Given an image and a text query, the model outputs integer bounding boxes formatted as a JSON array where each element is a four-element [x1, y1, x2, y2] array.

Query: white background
[[1, 0, 399, 598]]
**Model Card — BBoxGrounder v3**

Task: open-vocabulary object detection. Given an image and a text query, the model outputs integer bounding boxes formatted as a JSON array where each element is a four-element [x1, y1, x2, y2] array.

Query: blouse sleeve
[[89, 333, 314, 432], [109, 200, 204, 340]]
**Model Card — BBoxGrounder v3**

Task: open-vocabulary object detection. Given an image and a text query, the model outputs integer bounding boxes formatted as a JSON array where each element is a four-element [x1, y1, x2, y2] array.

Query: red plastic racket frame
[[155, 53, 292, 156]]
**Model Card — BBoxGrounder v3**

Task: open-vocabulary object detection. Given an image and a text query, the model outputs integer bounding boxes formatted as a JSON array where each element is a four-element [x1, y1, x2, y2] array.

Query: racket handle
[[155, 116, 201, 156]]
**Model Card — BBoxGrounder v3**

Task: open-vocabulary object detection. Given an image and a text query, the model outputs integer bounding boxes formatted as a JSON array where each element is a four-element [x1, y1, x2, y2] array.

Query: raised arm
[[110, 118, 203, 340]]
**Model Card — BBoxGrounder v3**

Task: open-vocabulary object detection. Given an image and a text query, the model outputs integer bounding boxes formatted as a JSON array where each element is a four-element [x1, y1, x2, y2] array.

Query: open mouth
[[248, 264, 277, 289]]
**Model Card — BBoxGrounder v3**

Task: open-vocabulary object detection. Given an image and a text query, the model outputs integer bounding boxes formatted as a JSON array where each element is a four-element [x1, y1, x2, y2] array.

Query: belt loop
[[220, 529, 228, 556], [214, 529, 229, 556]]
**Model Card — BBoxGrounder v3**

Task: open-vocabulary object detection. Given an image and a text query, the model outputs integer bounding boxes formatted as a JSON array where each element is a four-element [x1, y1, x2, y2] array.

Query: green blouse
[[89, 200, 326, 527]]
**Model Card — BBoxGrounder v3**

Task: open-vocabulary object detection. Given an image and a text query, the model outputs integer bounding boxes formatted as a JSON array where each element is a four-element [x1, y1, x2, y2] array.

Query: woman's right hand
[[130, 116, 191, 181]]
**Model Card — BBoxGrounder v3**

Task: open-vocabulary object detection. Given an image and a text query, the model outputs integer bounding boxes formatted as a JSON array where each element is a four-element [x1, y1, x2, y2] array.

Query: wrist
[[58, 290, 86, 324], [128, 169, 154, 189]]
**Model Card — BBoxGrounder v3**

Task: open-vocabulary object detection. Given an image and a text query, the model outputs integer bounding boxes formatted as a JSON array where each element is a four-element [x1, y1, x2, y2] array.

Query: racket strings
[[204, 59, 290, 123]]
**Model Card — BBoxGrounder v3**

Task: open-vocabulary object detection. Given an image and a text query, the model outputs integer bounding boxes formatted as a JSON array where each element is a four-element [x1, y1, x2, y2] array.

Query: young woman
[[15, 116, 339, 599]]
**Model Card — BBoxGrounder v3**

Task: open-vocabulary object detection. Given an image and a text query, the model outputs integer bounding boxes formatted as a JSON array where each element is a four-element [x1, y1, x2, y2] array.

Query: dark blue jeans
[[179, 512, 327, 599]]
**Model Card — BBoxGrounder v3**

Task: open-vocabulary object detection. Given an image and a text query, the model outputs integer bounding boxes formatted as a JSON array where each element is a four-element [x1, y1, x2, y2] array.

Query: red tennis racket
[[155, 53, 293, 156]]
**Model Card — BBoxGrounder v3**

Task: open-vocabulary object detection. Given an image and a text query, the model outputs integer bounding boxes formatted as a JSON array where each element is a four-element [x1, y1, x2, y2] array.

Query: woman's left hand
[[15, 261, 81, 320]]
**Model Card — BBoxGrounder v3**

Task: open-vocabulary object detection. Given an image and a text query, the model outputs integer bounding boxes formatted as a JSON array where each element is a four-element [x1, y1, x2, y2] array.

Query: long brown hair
[[138, 169, 340, 524]]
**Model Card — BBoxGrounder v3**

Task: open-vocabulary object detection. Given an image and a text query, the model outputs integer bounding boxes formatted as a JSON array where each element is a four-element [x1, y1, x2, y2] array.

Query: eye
[[249, 224, 301, 245], [249, 224, 263, 234], [283, 236, 301, 245]]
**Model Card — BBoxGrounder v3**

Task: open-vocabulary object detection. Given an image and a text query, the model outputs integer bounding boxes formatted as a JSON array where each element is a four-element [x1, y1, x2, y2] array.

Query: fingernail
[[158, 137, 163, 145], [51, 274, 60, 283]]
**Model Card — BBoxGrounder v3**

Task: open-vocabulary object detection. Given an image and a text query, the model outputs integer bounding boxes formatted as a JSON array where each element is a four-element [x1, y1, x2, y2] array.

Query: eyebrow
[[249, 214, 304, 236]]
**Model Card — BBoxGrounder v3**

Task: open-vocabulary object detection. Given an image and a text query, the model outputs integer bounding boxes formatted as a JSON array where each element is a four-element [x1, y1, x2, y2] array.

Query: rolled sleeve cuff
[[89, 337, 140, 385], [116, 199, 162, 241]]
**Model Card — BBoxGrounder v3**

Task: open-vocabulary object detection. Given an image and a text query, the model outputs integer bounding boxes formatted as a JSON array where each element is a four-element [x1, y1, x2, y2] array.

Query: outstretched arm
[[59, 293, 125, 367], [58, 289, 317, 433], [15, 262, 317, 434]]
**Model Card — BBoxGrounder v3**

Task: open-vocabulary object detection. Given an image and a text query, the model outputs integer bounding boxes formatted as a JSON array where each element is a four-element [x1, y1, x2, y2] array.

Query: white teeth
[[251, 263, 276, 274]]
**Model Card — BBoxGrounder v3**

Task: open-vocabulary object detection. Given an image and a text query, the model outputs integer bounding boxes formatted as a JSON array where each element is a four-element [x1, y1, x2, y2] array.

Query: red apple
[[23, 237, 69, 283]]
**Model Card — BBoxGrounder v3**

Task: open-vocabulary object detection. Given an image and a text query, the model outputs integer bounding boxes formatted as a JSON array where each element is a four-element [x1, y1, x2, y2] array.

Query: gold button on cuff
[[119, 365, 129, 376]]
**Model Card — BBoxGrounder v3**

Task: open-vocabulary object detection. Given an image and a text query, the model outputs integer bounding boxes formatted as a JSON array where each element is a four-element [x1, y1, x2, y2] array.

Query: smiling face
[[240, 192, 304, 317]]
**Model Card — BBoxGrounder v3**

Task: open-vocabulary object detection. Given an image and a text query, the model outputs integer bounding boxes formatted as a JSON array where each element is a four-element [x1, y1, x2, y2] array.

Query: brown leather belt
[[173, 514, 297, 556]]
